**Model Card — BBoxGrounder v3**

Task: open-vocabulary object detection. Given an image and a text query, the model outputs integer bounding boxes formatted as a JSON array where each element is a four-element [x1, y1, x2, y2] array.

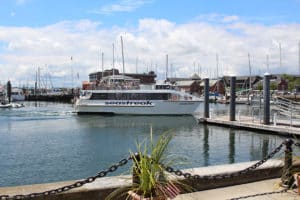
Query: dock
[[198, 115, 300, 137]]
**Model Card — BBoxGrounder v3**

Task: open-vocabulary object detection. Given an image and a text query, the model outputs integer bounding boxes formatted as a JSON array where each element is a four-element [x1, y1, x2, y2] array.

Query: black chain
[[0, 156, 132, 200], [162, 142, 284, 181], [229, 188, 288, 200]]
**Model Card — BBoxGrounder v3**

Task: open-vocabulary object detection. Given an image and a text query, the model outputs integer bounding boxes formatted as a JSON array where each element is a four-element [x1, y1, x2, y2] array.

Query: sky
[[1, 0, 300, 87]]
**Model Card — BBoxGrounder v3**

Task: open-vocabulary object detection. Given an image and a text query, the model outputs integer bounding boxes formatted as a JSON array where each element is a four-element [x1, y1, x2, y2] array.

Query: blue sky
[[1, 0, 300, 27], [0, 0, 300, 87]]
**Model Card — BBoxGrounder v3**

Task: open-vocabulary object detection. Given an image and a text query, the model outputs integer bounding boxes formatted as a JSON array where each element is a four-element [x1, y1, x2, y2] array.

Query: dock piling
[[263, 73, 271, 125], [229, 76, 236, 121], [204, 78, 210, 119]]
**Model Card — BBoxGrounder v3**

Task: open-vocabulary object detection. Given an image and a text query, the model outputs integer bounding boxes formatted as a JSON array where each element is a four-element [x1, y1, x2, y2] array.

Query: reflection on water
[[229, 129, 235, 164], [0, 102, 292, 187]]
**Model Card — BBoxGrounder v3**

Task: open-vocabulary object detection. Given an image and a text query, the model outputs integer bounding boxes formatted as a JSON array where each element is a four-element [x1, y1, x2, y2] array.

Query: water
[[0, 102, 288, 187]]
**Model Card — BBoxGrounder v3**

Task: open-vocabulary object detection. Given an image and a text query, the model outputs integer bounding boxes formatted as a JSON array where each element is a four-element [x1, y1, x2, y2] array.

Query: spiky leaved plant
[[130, 128, 173, 198]]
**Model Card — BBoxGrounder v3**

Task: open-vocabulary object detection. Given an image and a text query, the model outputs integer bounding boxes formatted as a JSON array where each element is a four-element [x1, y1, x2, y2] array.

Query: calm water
[[0, 102, 288, 187]]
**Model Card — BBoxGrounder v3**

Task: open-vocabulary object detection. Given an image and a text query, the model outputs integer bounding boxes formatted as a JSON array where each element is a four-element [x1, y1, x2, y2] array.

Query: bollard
[[281, 139, 294, 187], [204, 78, 209, 118]]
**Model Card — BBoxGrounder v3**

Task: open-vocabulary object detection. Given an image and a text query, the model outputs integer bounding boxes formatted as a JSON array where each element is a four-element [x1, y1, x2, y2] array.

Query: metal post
[[263, 73, 270, 125], [281, 139, 294, 187], [230, 76, 236, 121], [204, 78, 209, 118]]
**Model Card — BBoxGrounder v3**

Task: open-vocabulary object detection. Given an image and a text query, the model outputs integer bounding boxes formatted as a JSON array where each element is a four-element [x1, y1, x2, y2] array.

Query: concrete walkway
[[174, 178, 300, 200]]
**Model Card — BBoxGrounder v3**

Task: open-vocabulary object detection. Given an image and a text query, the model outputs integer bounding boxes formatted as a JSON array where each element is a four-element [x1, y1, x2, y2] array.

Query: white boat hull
[[75, 100, 201, 115]]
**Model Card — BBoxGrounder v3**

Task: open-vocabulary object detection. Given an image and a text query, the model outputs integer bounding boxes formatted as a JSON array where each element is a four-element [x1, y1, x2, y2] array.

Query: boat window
[[90, 93, 109, 100], [89, 92, 170, 100]]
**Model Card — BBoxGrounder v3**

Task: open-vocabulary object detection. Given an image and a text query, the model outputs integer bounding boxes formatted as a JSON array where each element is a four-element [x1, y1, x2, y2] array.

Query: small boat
[[11, 88, 25, 101], [0, 103, 12, 108]]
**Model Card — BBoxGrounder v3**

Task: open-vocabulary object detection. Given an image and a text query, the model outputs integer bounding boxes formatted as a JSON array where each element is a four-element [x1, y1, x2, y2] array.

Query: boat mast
[[112, 43, 115, 83], [298, 41, 300, 75], [136, 57, 138, 74], [101, 52, 104, 79], [216, 54, 219, 93], [266, 54, 269, 72], [121, 36, 125, 80], [248, 53, 252, 91], [166, 54, 168, 81], [279, 42, 282, 68], [248, 53, 252, 104]]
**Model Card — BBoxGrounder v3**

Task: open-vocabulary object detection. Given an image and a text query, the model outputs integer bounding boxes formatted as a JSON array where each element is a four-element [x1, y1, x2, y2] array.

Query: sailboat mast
[[166, 54, 168, 81], [101, 52, 104, 79], [298, 41, 300, 75], [279, 42, 282, 68], [248, 53, 252, 91], [136, 57, 138, 74], [266, 55, 269, 72], [216, 54, 219, 93], [121, 36, 125, 79], [112, 43, 115, 81]]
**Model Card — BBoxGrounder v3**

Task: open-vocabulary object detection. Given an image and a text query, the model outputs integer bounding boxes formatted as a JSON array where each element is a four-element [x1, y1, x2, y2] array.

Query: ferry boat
[[75, 77, 201, 115]]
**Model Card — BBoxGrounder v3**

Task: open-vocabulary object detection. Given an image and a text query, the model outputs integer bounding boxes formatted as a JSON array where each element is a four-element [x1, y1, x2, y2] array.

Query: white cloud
[[92, 0, 152, 15], [222, 15, 239, 23], [16, 0, 28, 6], [0, 16, 300, 87]]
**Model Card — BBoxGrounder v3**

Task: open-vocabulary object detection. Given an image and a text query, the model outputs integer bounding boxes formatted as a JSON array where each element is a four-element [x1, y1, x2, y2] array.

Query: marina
[[0, 101, 292, 188], [1, 1, 300, 198]]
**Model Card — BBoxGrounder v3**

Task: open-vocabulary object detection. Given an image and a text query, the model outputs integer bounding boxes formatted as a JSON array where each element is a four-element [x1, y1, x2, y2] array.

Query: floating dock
[[198, 115, 300, 137]]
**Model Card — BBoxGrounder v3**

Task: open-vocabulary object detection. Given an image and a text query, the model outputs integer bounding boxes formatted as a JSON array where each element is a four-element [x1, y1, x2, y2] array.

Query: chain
[[162, 142, 284, 181], [229, 188, 288, 200], [0, 155, 133, 200], [294, 142, 300, 147]]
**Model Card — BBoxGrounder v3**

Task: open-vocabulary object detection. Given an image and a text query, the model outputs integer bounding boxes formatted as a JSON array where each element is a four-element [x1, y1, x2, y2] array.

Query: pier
[[198, 75, 300, 137]]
